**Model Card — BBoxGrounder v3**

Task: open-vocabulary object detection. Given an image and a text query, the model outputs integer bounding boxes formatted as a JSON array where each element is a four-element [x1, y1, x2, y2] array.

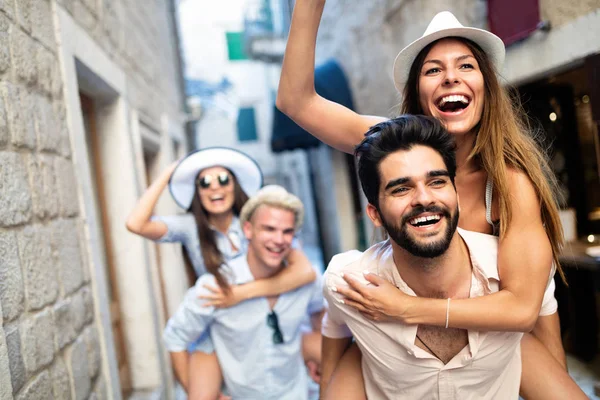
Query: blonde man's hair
[[240, 185, 304, 229]]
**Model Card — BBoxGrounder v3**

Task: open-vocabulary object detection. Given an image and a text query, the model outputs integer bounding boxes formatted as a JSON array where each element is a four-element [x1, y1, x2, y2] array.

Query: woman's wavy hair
[[401, 37, 565, 281], [181, 169, 249, 291]]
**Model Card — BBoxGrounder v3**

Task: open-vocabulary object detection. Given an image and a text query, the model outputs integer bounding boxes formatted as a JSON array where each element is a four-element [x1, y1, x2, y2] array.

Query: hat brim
[[169, 147, 263, 210], [393, 26, 506, 92]]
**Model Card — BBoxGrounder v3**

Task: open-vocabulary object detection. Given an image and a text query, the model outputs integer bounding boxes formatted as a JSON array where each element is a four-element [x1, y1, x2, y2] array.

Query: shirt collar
[[368, 229, 500, 359], [222, 253, 254, 285], [209, 215, 241, 233], [377, 229, 499, 298], [210, 215, 243, 242]]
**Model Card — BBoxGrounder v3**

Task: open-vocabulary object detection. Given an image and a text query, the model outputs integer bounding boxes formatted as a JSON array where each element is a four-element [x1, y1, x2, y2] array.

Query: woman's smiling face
[[417, 38, 485, 137], [197, 166, 235, 216]]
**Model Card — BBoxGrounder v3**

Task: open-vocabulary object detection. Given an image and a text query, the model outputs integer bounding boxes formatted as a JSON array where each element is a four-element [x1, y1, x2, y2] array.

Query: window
[[226, 32, 248, 61], [237, 107, 258, 142]]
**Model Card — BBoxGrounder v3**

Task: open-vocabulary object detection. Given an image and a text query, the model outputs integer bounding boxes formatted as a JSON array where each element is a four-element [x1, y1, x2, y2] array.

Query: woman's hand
[[335, 272, 417, 323], [199, 284, 244, 308]]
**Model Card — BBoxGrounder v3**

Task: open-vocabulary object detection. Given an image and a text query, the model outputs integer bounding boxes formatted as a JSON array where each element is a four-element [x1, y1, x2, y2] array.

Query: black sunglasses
[[267, 311, 284, 344], [196, 172, 230, 189]]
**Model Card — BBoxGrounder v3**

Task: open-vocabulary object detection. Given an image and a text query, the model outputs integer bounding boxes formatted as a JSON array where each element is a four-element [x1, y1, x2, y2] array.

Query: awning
[[271, 60, 355, 152]]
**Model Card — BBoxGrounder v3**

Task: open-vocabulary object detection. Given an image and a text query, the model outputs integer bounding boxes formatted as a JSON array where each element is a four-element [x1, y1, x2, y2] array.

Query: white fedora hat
[[169, 147, 263, 210], [393, 11, 505, 92]]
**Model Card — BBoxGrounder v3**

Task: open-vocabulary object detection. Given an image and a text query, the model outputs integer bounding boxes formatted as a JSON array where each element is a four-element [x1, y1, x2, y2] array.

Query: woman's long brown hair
[[182, 170, 249, 291], [401, 38, 566, 282]]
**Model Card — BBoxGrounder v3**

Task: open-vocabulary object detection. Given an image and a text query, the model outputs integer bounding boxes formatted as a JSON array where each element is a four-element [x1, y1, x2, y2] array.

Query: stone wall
[[0, 0, 186, 398], [57, 0, 185, 128], [540, 0, 600, 28]]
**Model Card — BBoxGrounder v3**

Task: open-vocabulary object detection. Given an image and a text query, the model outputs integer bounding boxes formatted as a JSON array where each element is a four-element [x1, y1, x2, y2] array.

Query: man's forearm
[[532, 313, 567, 369], [320, 336, 352, 397], [170, 351, 190, 391]]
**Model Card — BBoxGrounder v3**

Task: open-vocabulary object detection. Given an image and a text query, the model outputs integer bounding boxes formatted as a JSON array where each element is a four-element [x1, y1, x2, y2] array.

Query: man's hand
[[335, 272, 416, 323], [306, 359, 321, 383]]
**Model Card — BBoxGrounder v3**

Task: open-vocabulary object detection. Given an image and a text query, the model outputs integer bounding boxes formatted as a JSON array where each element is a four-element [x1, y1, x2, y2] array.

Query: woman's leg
[[324, 343, 367, 400], [187, 351, 223, 400], [520, 333, 587, 400]]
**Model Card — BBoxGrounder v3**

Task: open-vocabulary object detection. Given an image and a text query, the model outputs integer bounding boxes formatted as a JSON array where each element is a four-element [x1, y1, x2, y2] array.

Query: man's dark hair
[[355, 115, 457, 207]]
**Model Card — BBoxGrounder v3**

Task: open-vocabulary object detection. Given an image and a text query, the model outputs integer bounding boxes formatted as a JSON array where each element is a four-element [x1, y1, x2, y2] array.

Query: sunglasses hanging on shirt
[[197, 172, 231, 189], [267, 311, 284, 344]]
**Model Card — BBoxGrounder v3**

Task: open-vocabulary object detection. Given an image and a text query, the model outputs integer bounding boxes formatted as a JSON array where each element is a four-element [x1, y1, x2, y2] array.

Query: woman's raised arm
[[200, 249, 317, 308], [276, 0, 384, 154], [125, 162, 177, 240]]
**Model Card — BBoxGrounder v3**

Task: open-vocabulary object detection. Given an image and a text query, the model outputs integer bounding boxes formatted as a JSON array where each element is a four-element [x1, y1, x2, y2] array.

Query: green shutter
[[237, 108, 258, 142], [226, 32, 247, 61]]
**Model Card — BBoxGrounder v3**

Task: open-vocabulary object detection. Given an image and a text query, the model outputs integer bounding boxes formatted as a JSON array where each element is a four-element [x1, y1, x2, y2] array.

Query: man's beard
[[381, 205, 459, 259]]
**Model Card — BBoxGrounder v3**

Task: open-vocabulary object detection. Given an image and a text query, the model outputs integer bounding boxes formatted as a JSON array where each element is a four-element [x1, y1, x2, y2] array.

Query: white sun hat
[[169, 147, 263, 210], [393, 11, 505, 92]]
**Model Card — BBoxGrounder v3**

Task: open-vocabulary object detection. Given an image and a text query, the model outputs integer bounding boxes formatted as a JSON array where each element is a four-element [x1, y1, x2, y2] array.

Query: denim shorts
[[187, 329, 215, 353]]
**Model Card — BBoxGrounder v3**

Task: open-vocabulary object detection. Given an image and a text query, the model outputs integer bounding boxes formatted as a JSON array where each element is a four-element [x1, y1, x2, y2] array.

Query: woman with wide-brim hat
[[126, 147, 316, 398], [277, 2, 585, 399]]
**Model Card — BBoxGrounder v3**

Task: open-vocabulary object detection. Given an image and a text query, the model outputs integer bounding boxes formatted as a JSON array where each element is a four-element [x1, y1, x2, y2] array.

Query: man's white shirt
[[322, 228, 558, 400]]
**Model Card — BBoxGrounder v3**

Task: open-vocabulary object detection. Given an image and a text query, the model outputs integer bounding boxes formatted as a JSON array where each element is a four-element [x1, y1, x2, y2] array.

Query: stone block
[[53, 297, 77, 350], [26, 154, 59, 219], [103, 2, 122, 50], [5, 324, 25, 393], [73, 1, 97, 32], [83, 325, 101, 379], [56, 0, 75, 15], [17, 225, 59, 310], [34, 94, 59, 151], [55, 157, 79, 217], [81, 0, 98, 15], [53, 102, 70, 156], [35, 49, 56, 100], [0, 326, 15, 399], [1, 82, 36, 149], [0, 0, 14, 19], [10, 24, 36, 85], [16, 370, 52, 400], [71, 289, 88, 334], [51, 219, 84, 295], [50, 357, 72, 400], [0, 92, 7, 147], [32, 0, 56, 52], [0, 12, 10, 74], [0, 151, 32, 226], [0, 230, 24, 322], [21, 309, 56, 374], [67, 337, 91, 400], [81, 286, 94, 325], [14, 0, 33, 33]]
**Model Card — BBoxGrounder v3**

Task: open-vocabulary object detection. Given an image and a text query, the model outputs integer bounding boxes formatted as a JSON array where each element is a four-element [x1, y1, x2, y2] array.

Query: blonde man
[[164, 186, 324, 400]]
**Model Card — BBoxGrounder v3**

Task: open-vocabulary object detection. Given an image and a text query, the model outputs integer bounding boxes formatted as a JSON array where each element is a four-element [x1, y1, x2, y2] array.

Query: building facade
[[179, 0, 369, 269], [0, 0, 189, 399]]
